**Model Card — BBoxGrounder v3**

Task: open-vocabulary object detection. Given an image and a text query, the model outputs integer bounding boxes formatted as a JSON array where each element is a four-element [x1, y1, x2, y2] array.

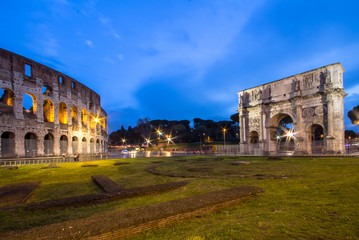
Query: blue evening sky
[[1, 0, 358, 132]]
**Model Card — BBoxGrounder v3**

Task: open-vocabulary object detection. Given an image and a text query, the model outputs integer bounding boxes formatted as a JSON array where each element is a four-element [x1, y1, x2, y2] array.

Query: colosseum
[[0, 48, 108, 158]]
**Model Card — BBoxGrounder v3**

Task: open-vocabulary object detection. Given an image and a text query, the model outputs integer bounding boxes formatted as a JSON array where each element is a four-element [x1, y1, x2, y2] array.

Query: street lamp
[[166, 135, 172, 146], [222, 128, 227, 146]]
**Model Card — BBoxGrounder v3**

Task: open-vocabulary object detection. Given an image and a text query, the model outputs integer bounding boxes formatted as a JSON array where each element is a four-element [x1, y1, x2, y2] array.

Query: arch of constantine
[[0, 48, 108, 158], [237, 63, 346, 155]]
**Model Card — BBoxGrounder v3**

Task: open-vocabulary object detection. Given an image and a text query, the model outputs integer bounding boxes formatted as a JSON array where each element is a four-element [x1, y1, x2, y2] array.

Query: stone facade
[[237, 63, 346, 155], [0, 48, 108, 157]]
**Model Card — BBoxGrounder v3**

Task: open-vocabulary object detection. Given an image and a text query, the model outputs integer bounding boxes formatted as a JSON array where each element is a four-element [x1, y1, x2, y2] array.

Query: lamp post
[[222, 128, 227, 146]]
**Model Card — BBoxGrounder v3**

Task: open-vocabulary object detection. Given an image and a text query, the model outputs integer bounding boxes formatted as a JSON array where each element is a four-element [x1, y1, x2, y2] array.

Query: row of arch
[[0, 88, 105, 129], [247, 114, 325, 154], [0, 131, 107, 157]]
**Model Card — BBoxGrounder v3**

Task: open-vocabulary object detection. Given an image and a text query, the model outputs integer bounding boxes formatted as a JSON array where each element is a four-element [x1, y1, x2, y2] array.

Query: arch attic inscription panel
[[237, 63, 346, 155]]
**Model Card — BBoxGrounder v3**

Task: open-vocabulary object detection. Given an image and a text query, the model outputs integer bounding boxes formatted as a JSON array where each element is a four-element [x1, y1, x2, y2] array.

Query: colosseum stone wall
[[0, 48, 108, 158]]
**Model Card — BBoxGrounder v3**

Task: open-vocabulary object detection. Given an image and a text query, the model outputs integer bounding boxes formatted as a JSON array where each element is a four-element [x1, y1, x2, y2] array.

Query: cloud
[[346, 84, 359, 97], [102, 57, 115, 64], [85, 40, 94, 47], [117, 54, 124, 60], [109, 0, 264, 108]]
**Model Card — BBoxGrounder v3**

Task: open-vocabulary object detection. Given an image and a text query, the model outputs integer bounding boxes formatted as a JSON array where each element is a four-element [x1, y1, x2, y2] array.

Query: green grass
[[0, 156, 358, 239]]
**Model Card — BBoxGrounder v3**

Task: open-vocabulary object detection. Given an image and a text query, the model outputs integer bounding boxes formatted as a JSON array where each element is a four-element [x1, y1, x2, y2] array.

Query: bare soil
[[0, 182, 40, 208]]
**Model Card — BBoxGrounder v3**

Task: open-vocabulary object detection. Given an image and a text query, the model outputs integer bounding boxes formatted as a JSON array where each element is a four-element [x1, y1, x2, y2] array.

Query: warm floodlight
[[94, 118, 99, 123]]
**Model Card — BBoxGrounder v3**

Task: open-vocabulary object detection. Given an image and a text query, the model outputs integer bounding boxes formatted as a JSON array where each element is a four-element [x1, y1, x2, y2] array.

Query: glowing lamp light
[[94, 118, 99, 123], [286, 131, 294, 138]]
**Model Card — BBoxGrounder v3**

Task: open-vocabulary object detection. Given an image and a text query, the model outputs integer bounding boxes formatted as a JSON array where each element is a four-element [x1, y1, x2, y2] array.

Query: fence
[[345, 139, 359, 155], [216, 145, 241, 154], [0, 154, 109, 166]]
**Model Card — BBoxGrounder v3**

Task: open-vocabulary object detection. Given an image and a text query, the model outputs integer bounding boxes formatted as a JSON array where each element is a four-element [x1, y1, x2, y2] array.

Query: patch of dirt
[[196, 158, 207, 161], [25, 181, 189, 210], [0, 166, 18, 170], [267, 156, 285, 161], [146, 165, 295, 180], [92, 175, 124, 193], [113, 162, 130, 165], [151, 161, 164, 164], [81, 164, 98, 167], [187, 168, 213, 172], [41, 163, 60, 169], [0, 182, 40, 208], [232, 161, 250, 165], [176, 159, 187, 162], [1, 185, 264, 240]]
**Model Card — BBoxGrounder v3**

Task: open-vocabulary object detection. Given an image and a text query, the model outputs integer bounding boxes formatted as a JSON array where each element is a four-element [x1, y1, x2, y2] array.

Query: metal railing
[[0, 154, 109, 166]]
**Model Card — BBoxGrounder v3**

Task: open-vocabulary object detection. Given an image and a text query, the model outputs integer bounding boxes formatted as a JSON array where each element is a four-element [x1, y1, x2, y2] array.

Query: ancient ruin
[[238, 63, 346, 155], [0, 48, 108, 157]]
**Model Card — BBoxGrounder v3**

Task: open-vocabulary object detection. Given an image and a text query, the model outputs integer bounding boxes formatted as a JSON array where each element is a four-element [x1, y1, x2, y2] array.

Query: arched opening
[[90, 138, 95, 154], [0, 88, 14, 107], [23, 93, 37, 114], [81, 109, 87, 127], [89, 113, 95, 129], [59, 102, 68, 124], [60, 135, 68, 155], [310, 124, 324, 153], [82, 137, 87, 154], [248, 131, 259, 154], [71, 106, 78, 122], [72, 136, 78, 154], [269, 114, 295, 153], [275, 115, 295, 153], [24, 132, 37, 157], [42, 85, 52, 96], [43, 99, 54, 122], [96, 139, 100, 153], [1, 132, 15, 157], [249, 131, 259, 143], [44, 134, 54, 155]]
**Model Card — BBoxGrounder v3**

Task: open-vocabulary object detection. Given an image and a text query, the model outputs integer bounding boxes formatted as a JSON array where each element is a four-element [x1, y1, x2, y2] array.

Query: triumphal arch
[[237, 63, 346, 155]]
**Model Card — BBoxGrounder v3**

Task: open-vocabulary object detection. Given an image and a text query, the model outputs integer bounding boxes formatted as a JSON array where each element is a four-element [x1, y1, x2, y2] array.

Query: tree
[[230, 113, 239, 123], [348, 105, 359, 125]]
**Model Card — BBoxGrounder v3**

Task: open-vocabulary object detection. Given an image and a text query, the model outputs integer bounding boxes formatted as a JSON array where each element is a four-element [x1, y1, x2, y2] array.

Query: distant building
[[237, 63, 346, 155], [0, 48, 108, 157]]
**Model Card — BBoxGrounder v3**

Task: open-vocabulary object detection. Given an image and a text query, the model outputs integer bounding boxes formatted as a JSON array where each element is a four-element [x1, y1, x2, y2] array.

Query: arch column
[[294, 104, 305, 154], [38, 134, 44, 156], [14, 95, 24, 120], [53, 132, 60, 155]]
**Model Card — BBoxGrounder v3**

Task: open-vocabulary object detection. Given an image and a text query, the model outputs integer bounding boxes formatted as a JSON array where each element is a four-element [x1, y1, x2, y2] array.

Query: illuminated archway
[[272, 114, 295, 153], [0, 88, 14, 107], [23, 93, 37, 114], [71, 106, 78, 122], [43, 99, 54, 122], [59, 102, 68, 124], [89, 113, 95, 129], [81, 109, 87, 126]]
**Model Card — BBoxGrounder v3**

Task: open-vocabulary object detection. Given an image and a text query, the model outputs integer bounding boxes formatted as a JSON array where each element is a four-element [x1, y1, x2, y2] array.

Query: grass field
[[0, 156, 358, 239]]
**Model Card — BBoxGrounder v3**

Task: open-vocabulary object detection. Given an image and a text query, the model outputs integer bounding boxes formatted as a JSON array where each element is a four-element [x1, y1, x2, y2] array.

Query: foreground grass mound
[[0, 156, 358, 239], [1, 185, 263, 240]]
